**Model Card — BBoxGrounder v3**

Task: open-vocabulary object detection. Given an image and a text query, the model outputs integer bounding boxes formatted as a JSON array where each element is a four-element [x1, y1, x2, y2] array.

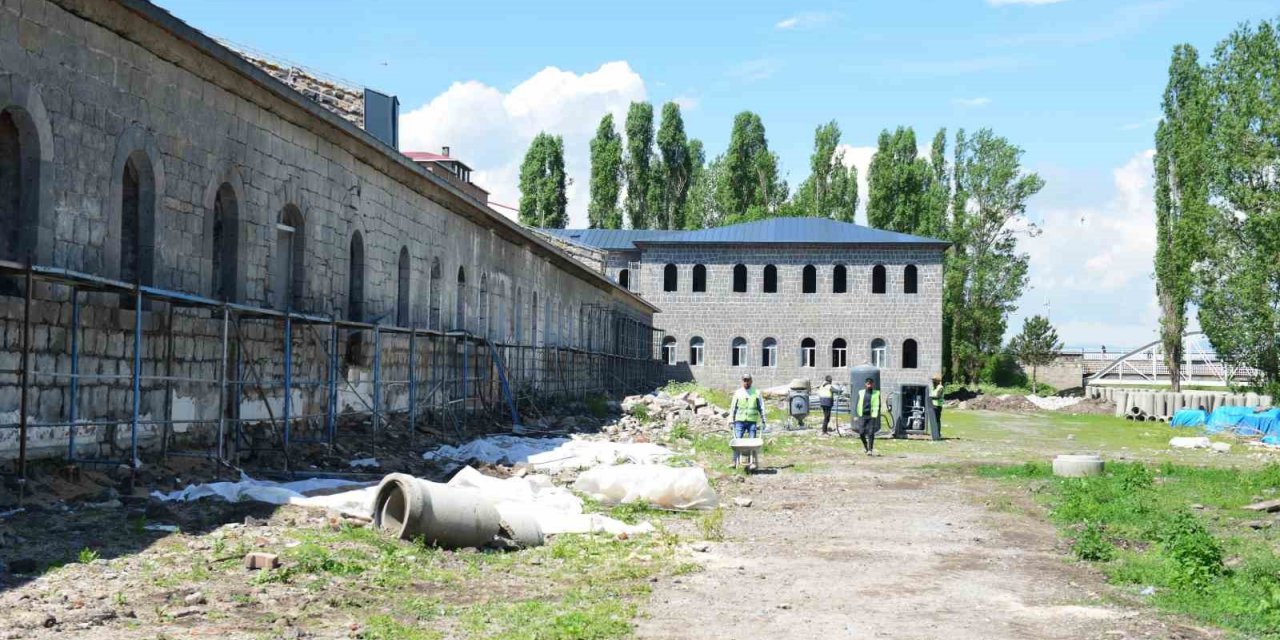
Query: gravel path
[[635, 453, 1216, 640]]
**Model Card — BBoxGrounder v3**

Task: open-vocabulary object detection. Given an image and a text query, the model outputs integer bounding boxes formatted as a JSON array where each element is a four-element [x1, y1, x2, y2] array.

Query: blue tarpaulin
[[1198, 406, 1280, 439], [1170, 409, 1208, 427]]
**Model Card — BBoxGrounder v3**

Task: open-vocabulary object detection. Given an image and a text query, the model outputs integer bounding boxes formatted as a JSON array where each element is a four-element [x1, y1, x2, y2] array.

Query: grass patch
[[978, 461, 1280, 636]]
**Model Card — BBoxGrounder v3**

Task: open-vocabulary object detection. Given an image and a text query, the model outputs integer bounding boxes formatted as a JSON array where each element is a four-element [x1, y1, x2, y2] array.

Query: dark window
[[763, 265, 777, 293], [212, 183, 239, 300], [693, 264, 707, 292], [800, 338, 816, 368], [396, 247, 411, 327], [347, 232, 364, 321], [903, 339, 918, 369], [428, 258, 442, 330], [762, 338, 777, 367], [802, 265, 817, 293], [733, 264, 747, 293], [531, 292, 539, 345], [663, 264, 678, 292], [690, 337, 704, 366], [833, 265, 847, 293], [872, 264, 886, 294], [731, 337, 747, 367], [479, 274, 489, 338], [276, 206, 305, 311], [455, 266, 467, 331], [904, 264, 918, 294], [120, 151, 156, 289], [832, 338, 848, 368], [662, 337, 677, 365], [0, 107, 43, 295], [515, 288, 523, 342], [618, 268, 630, 290]]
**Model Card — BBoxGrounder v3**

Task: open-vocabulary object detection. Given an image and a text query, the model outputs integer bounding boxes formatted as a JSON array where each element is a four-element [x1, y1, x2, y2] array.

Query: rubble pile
[[611, 389, 731, 439]]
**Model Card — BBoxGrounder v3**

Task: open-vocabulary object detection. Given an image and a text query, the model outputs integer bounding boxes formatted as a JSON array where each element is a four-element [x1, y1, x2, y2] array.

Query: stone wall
[[0, 0, 657, 462], [636, 244, 945, 398]]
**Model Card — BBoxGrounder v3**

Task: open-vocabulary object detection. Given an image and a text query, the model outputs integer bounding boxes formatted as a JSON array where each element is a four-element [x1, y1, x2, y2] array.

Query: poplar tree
[[655, 102, 692, 230], [718, 111, 785, 223], [1153, 45, 1210, 392], [587, 114, 623, 229], [517, 133, 567, 228], [624, 102, 655, 229], [867, 127, 935, 235], [794, 120, 858, 221]]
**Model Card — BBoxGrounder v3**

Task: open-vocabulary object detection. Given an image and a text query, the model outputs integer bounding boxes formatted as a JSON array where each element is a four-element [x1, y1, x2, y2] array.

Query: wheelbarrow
[[730, 437, 763, 471]]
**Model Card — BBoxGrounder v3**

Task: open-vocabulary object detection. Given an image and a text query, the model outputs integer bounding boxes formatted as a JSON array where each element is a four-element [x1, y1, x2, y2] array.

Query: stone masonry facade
[[628, 244, 944, 400], [0, 0, 656, 461]]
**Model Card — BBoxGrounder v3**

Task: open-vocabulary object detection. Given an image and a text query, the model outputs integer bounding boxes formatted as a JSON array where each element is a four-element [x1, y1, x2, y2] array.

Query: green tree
[[517, 132, 567, 228], [1153, 45, 1211, 392], [867, 127, 939, 236], [926, 128, 949, 236], [1008, 314, 1063, 392], [1197, 19, 1280, 393], [624, 102, 655, 229], [718, 111, 786, 223], [942, 128, 968, 381], [588, 114, 624, 229], [793, 121, 859, 221], [948, 129, 1045, 383], [655, 102, 692, 230], [685, 151, 724, 230]]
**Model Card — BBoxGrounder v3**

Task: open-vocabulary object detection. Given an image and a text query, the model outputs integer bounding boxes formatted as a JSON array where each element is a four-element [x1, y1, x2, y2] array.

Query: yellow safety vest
[[817, 383, 833, 399], [732, 387, 763, 423], [932, 384, 944, 408], [855, 389, 880, 418]]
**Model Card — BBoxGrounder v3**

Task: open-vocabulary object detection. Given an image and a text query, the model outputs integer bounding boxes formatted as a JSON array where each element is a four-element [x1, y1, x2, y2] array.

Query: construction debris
[[1242, 499, 1280, 513], [615, 390, 731, 439]]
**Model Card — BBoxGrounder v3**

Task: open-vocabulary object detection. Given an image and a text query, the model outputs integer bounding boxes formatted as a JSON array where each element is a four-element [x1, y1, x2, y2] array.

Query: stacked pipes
[[1088, 386, 1273, 422]]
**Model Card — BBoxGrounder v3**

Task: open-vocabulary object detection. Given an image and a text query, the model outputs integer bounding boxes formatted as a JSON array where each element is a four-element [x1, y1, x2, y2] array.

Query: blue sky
[[157, 0, 1277, 350]]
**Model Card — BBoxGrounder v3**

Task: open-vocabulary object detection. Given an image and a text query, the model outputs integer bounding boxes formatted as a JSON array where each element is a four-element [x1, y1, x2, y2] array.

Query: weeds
[[697, 508, 725, 541], [78, 547, 100, 564], [1071, 522, 1115, 561]]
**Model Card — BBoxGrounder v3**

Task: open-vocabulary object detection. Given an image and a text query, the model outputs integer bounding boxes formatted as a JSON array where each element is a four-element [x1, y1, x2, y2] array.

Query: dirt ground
[[637, 453, 1217, 640]]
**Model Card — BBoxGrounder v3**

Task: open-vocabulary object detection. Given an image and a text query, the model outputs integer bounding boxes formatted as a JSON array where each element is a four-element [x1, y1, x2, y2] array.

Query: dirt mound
[[957, 394, 1038, 412], [1057, 397, 1114, 415]]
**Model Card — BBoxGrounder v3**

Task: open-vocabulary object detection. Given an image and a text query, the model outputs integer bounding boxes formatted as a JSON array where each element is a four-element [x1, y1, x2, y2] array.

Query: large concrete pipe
[[1262, 395, 1274, 407], [1140, 392, 1156, 418], [1115, 391, 1129, 418], [1053, 454, 1105, 478], [1156, 393, 1169, 419], [373, 473, 502, 548], [1246, 392, 1259, 408]]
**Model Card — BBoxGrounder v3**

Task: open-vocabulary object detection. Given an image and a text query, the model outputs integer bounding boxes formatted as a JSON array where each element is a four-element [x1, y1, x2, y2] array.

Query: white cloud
[[775, 12, 836, 30], [953, 97, 992, 108], [1119, 115, 1160, 131], [399, 62, 646, 227], [728, 58, 783, 83], [988, 0, 1068, 6], [1012, 150, 1159, 349], [835, 144, 876, 224], [672, 95, 700, 111]]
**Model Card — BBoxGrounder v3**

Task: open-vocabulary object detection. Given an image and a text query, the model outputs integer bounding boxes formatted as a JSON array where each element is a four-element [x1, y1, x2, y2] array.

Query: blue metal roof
[[543, 218, 948, 249]]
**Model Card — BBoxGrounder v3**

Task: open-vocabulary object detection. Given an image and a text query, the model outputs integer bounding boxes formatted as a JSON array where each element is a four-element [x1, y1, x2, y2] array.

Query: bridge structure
[[1079, 332, 1260, 388]]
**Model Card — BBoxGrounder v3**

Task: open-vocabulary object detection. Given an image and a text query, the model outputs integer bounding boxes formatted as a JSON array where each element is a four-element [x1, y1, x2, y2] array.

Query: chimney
[[442, 146, 451, 157]]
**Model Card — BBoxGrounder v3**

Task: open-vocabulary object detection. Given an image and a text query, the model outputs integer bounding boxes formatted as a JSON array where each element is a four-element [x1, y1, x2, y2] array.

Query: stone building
[[542, 217, 948, 407], [0, 0, 657, 464]]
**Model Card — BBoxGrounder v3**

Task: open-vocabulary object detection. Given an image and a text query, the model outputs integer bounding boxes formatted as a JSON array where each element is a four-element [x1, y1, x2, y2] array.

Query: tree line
[[518, 104, 1046, 384], [1154, 17, 1280, 394]]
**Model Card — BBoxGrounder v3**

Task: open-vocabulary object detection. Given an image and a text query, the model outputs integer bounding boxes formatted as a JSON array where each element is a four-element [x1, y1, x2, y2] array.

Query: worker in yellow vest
[[931, 374, 944, 429], [853, 377, 883, 455], [817, 375, 835, 434], [729, 374, 767, 468]]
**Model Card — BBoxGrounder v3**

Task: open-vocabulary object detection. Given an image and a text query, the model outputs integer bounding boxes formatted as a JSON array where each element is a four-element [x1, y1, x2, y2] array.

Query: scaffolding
[[0, 259, 662, 494]]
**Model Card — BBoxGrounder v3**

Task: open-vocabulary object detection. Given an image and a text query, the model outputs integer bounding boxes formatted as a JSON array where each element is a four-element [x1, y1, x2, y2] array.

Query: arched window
[[0, 107, 41, 269], [763, 265, 778, 293], [872, 264, 886, 294], [455, 266, 467, 331], [689, 336, 705, 366], [618, 268, 630, 290], [531, 291, 539, 346], [663, 263, 678, 292], [693, 264, 707, 292], [428, 258, 442, 330], [732, 264, 747, 292], [347, 232, 364, 321], [832, 338, 848, 368], [661, 336, 677, 365], [120, 151, 156, 288], [800, 338, 816, 368], [833, 265, 847, 294], [479, 273, 489, 338], [276, 206, 305, 311], [212, 183, 239, 301], [902, 339, 919, 369], [904, 265, 918, 294], [871, 338, 887, 368], [762, 338, 777, 367], [731, 337, 748, 367], [515, 288, 523, 343], [802, 265, 816, 293], [396, 247, 411, 327]]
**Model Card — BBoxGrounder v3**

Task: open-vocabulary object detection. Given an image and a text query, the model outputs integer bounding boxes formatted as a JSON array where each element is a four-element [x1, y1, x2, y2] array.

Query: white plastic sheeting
[[1169, 436, 1213, 449], [151, 473, 367, 507], [573, 464, 718, 510], [447, 466, 653, 536], [421, 435, 676, 473]]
